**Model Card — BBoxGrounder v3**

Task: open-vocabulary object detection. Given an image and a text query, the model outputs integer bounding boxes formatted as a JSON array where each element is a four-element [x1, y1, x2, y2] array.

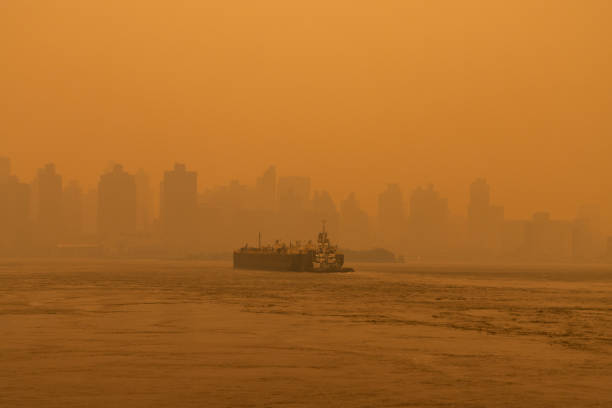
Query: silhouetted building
[[0, 160, 30, 253], [525, 212, 572, 260], [501, 220, 528, 258], [572, 205, 603, 260], [35, 163, 63, 246], [254, 166, 276, 211], [467, 179, 504, 257], [160, 163, 198, 251], [378, 184, 404, 252], [97, 165, 137, 240], [135, 169, 153, 233], [340, 192, 371, 249], [62, 180, 83, 240], [407, 185, 449, 258], [277, 176, 310, 213], [313, 190, 340, 238], [82, 188, 98, 236]]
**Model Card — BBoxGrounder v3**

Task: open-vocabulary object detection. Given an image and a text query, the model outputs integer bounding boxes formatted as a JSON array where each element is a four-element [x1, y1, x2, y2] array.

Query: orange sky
[[2, 1, 611, 223]]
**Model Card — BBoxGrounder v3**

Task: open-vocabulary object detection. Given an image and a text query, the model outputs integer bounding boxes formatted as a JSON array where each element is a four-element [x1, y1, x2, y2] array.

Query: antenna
[[258, 232, 261, 249]]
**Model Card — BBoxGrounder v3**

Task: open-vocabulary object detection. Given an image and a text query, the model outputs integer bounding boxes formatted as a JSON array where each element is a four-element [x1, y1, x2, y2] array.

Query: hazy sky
[[2, 1, 611, 220]]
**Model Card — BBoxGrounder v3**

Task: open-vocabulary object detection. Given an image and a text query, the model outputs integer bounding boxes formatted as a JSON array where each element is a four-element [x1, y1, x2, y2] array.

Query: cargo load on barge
[[233, 223, 353, 272]]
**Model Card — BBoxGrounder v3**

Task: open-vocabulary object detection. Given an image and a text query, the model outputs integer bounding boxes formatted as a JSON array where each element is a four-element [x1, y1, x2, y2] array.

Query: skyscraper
[[467, 179, 504, 256], [526, 212, 572, 260], [135, 169, 153, 233], [407, 185, 449, 258], [254, 165, 276, 211], [62, 180, 83, 240], [97, 164, 137, 240], [0, 160, 30, 252], [313, 190, 340, 238], [160, 163, 198, 251], [572, 205, 603, 259], [35, 163, 63, 246], [340, 192, 371, 249], [378, 184, 404, 252], [277, 176, 310, 213]]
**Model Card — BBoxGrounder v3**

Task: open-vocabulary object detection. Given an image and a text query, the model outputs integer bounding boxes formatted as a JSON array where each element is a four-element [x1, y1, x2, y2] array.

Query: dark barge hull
[[233, 252, 314, 272]]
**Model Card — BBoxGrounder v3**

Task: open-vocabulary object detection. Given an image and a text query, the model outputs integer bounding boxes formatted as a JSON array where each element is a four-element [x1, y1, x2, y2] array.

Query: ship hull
[[233, 251, 314, 272]]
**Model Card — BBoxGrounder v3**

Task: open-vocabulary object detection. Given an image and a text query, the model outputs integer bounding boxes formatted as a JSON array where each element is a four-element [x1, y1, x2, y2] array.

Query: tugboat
[[233, 222, 353, 272]]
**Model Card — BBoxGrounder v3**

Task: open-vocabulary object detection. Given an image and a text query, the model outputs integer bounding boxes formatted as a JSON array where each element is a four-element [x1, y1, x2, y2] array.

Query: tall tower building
[[407, 185, 449, 258], [378, 184, 404, 252], [35, 163, 63, 246], [160, 163, 198, 251], [277, 176, 310, 212], [62, 180, 83, 240], [254, 165, 276, 211], [97, 165, 137, 239], [135, 169, 153, 233], [467, 179, 503, 256], [340, 192, 371, 249], [0, 160, 30, 252]]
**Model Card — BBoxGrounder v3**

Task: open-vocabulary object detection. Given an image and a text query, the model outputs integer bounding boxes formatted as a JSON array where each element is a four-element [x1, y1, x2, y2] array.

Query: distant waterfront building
[[160, 163, 198, 251], [378, 184, 404, 252], [572, 205, 603, 260], [407, 185, 449, 258], [62, 180, 83, 240], [277, 176, 311, 212], [525, 212, 572, 260], [97, 164, 137, 239], [0, 160, 30, 252], [82, 188, 98, 236], [340, 192, 371, 249], [501, 220, 528, 258], [35, 163, 63, 246], [467, 179, 504, 256], [135, 169, 153, 233], [313, 190, 340, 239], [254, 165, 276, 211]]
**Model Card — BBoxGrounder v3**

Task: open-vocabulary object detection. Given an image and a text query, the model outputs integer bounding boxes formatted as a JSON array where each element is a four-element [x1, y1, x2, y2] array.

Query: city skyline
[[1, 155, 610, 261], [2, 156, 610, 228]]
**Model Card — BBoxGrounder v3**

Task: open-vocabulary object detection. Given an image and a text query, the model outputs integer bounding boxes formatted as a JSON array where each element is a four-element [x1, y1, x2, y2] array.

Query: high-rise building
[[35, 163, 63, 246], [340, 192, 371, 249], [525, 212, 572, 260], [97, 165, 137, 239], [313, 190, 340, 238], [62, 180, 83, 240], [467, 179, 504, 256], [254, 165, 276, 211], [277, 176, 310, 212], [0, 163, 30, 252], [378, 184, 404, 252], [572, 205, 603, 259], [407, 185, 449, 258], [160, 163, 198, 250], [135, 169, 153, 233], [82, 188, 98, 236]]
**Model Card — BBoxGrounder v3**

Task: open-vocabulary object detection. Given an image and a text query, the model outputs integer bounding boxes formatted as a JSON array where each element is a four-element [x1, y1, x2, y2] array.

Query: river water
[[1, 259, 611, 407]]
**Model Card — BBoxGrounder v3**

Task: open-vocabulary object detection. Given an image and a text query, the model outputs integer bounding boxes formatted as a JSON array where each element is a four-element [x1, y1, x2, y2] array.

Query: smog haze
[[3, 0, 611, 220]]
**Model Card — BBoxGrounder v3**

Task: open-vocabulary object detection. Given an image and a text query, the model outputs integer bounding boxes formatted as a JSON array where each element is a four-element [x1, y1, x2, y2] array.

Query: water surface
[[1, 259, 611, 407]]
